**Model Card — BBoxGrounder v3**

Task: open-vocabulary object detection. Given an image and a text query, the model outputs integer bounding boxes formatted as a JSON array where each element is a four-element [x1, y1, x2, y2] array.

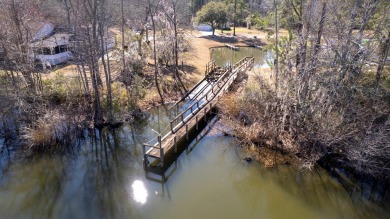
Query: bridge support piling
[[158, 135, 164, 167], [186, 124, 189, 140], [204, 107, 207, 121], [170, 121, 174, 133], [196, 115, 199, 130], [160, 148, 164, 167], [174, 136, 177, 153]]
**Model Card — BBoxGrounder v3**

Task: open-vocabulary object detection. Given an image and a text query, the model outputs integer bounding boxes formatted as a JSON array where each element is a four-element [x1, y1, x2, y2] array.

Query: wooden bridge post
[[186, 124, 189, 140], [160, 148, 164, 167], [196, 115, 199, 130], [204, 106, 207, 121], [158, 135, 164, 167], [174, 136, 177, 153], [170, 121, 174, 133], [158, 135, 162, 149], [142, 144, 146, 160]]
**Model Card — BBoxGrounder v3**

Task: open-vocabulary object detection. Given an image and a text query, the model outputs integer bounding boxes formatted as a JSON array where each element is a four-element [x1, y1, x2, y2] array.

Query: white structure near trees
[[30, 33, 73, 66], [29, 22, 117, 68], [197, 23, 212, 31]]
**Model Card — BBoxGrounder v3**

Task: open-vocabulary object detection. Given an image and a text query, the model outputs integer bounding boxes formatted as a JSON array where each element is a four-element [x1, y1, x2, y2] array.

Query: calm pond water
[[210, 46, 273, 68], [0, 105, 389, 219], [0, 47, 389, 218]]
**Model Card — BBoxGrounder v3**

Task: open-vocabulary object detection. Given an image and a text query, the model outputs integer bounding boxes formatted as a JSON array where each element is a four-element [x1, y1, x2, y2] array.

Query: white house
[[29, 23, 117, 68], [30, 33, 73, 67], [32, 23, 55, 41]]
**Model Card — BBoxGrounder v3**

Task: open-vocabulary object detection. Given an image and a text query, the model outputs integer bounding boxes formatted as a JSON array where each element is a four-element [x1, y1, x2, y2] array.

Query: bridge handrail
[[169, 57, 254, 134], [171, 67, 231, 124], [171, 57, 252, 124], [175, 77, 208, 104], [172, 60, 217, 107], [145, 56, 254, 149], [143, 56, 254, 162]]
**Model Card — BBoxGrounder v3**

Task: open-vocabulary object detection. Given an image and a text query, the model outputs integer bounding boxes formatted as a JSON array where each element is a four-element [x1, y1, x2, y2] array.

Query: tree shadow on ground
[[199, 35, 239, 44], [181, 64, 197, 74], [238, 36, 267, 47], [199, 35, 267, 47], [159, 64, 197, 75]]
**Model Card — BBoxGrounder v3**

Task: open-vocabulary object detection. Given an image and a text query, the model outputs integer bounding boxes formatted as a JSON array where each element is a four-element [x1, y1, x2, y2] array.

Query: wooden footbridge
[[143, 57, 254, 167]]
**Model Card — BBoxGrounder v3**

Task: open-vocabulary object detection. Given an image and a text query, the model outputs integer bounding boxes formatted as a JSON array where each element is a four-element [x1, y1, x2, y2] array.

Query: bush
[[249, 12, 270, 30], [222, 68, 390, 179], [21, 110, 76, 149], [42, 73, 84, 105]]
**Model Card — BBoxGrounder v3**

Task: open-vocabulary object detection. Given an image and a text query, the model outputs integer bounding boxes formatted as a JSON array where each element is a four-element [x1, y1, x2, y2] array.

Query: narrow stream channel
[[0, 48, 389, 218]]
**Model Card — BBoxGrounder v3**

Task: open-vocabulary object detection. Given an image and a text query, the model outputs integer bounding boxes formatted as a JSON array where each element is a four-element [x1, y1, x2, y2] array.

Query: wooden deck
[[225, 44, 240, 51], [143, 57, 254, 167]]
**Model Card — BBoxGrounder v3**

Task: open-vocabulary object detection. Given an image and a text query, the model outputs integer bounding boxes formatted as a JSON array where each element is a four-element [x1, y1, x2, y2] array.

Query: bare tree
[[148, 0, 165, 104], [162, 0, 189, 94]]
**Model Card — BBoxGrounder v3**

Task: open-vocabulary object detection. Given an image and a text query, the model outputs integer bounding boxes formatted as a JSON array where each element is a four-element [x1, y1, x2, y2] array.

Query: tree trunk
[[233, 0, 237, 36], [120, 0, 126, 70], [99, 22, 113, 124], [149, 1, 165, 104], [376, 31, 390, 83], [63, 0, 72, 29], [86, 25, 103, 126], [274, 0, 279, 91], [339, 0, 359, 81], [172, 3, 187, 94]]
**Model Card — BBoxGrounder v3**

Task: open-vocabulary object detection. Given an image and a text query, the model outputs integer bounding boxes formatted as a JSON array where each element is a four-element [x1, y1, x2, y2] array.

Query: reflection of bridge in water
[[143, 57, 254, 170]]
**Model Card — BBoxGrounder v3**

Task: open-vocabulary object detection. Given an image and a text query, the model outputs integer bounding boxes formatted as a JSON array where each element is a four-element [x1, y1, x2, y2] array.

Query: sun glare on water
[[132, 180, 148, 204]]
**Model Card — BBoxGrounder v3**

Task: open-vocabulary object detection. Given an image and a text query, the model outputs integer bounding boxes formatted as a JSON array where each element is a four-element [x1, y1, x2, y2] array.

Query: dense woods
[[0, 0, 194, 146], [0, 0, 389, 183], [220, 0, 390, 180]]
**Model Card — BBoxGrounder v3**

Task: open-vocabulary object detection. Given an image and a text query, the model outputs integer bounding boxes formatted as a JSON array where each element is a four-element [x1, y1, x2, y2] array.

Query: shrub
[[21, 110, 75, 149]]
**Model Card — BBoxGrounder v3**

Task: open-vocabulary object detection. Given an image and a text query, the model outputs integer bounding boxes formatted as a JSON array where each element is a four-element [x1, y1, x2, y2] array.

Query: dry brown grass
[[22, 110, 74, 149]]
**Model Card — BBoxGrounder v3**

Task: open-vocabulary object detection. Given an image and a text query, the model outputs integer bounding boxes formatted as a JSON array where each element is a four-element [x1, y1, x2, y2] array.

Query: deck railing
[[143, 57, 254, 166]]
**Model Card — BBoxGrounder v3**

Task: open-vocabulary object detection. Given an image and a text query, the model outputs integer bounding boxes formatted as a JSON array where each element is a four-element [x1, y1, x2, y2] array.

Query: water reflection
[[210, 46, 273, 68], [131, 180, 148, 204], [0, 105, 389, 219]]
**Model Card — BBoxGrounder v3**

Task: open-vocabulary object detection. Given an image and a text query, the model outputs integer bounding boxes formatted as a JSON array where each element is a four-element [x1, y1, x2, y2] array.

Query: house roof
[[32, 23, 55, 41], [30, 33, 73, 48]]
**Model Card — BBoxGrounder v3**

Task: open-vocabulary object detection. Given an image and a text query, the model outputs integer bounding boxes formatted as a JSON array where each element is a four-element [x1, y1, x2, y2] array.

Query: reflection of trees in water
[[0, 157, 67, 218], [226, 161, 389, 218], [258, 164, 389, 218], [0, 138, 16, 179], [211, 47, 266, 67], [83, 128, 140, 219], [0, 111, 160, 219]]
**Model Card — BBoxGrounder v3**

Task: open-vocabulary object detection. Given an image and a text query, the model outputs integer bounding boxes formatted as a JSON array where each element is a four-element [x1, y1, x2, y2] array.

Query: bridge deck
[[143, 57, 254, 167]]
